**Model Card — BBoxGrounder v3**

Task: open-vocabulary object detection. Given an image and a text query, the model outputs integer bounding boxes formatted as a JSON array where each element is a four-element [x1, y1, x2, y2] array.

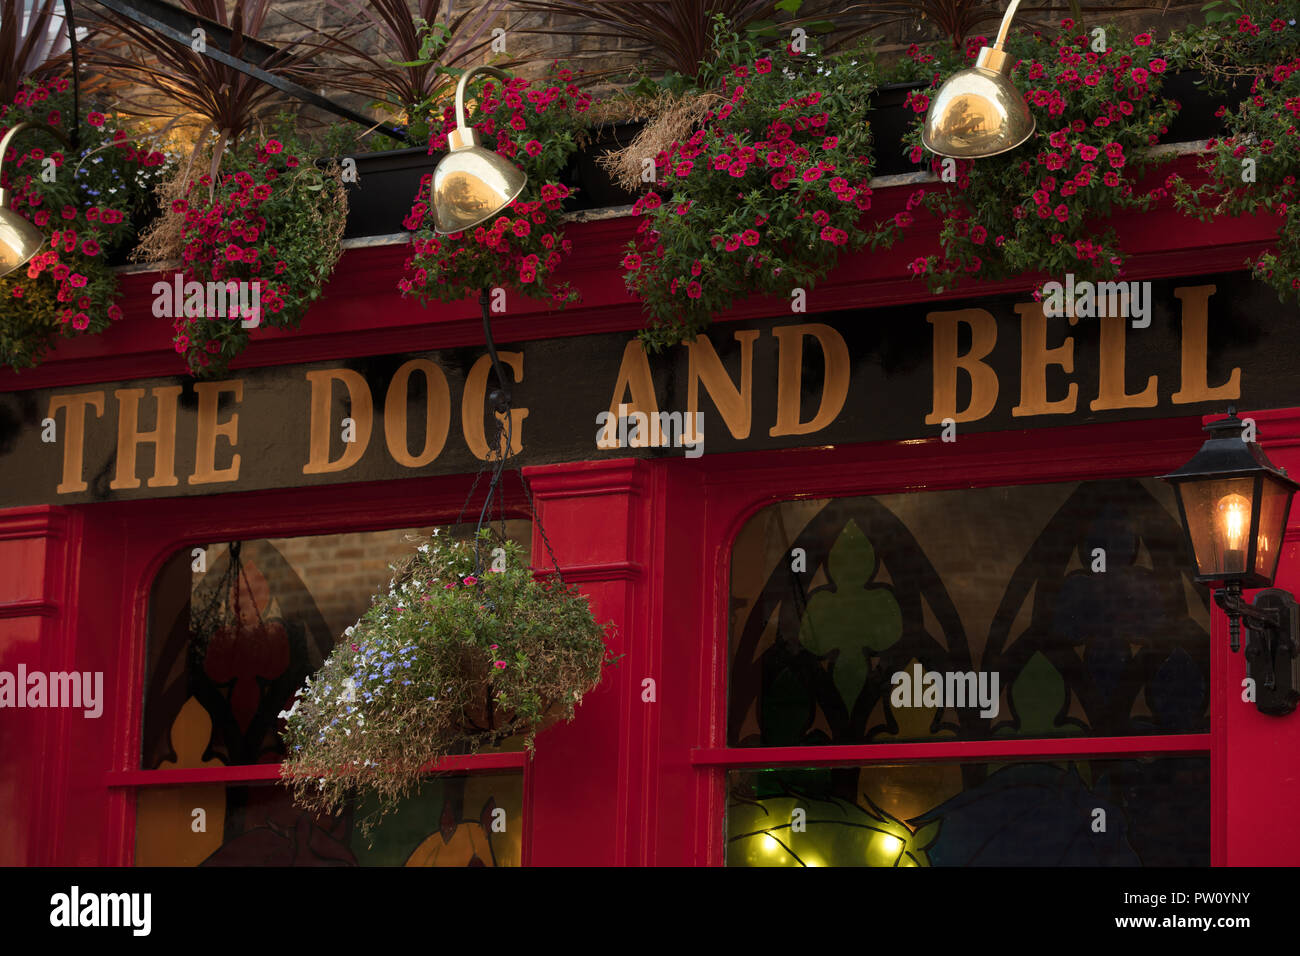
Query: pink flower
[[525, 139, 542, 156], [490, 644, 499, 650], [822, 136, 838, 150], [494, 661, 508, 669], [1134, 33, 1152, 46], [741, 229, 760, 246], [908, 257, 928, 275], [755, 58, 772, 74], [86, 111, 105, 127], [687, 281, 702, 299], [463, 576, 478, 586]]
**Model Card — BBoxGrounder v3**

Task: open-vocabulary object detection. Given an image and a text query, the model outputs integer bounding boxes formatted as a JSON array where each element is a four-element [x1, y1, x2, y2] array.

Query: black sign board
[[0, 271, 1284, 507]]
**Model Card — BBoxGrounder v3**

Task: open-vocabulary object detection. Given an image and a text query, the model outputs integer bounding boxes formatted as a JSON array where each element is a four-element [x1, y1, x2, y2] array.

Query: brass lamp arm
[[993, 0, 1023, 50], [453, 66, 515, 138], [0, 122, 73, 204]]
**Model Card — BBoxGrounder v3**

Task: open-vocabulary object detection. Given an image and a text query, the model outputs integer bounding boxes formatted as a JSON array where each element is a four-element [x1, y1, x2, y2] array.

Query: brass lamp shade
[[0, 195, 46, 279], [921, 0, 1035, 159], [0, 121, 73, 278], [431, 140, 527, 235], [431, 66, 528, 235]]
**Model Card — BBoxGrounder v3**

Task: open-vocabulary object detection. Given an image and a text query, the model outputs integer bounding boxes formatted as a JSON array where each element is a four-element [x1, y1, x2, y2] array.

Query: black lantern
[[1161, 408, 1300, 715]]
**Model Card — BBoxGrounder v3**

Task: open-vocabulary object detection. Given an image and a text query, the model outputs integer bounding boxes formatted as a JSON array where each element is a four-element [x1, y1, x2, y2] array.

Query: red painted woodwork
[[0, 152, 1294, 865], [691, 735, 1213, 768], [1215, 408, 1300, 865], [0, 152, 1283, 395]]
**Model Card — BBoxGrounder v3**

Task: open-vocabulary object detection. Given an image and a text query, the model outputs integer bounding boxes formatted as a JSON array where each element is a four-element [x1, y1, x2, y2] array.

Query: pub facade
[[1, 148, 1297, 867]]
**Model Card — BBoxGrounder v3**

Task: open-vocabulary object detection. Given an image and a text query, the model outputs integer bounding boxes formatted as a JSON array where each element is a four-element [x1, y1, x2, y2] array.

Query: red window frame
[[94, 474, 536, 865], [687, 414, 1219, 865]]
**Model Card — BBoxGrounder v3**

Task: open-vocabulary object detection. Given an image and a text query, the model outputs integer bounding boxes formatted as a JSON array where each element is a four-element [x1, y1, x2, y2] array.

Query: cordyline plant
[[168, 133, 346, 377], [302, 0, 512, 146], [511, 0, 812, 82], [623, 31, 898, 350], [899, 20, 1178, 294], [280, 531, 611, 823], [1168, 2, 1300, 303], [1, 0, 71, 107], [0, 78, 167, 370], [400, 63, 593, 307], [81, 0, 354, 158]]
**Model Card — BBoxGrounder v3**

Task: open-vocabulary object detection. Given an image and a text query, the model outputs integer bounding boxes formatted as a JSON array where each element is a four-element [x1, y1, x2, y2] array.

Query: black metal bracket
[[86, 0, 411, 143], [1218, 586, 1300, 715], [478, 287, 511, 415]]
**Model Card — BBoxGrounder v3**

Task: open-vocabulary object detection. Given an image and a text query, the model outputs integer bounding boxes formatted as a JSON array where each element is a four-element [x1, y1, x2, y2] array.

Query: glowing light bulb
[[878, 835, 904, 857], [1218, 493, 1251, 552]]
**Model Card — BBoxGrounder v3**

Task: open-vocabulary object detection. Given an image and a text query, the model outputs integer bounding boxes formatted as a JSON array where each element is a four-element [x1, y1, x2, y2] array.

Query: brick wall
[[198, 519, 530, 643]]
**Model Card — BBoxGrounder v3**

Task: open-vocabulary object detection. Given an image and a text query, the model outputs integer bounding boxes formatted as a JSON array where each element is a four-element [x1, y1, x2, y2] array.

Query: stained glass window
[[724, 477, 1211, 867], [136, 521, 531, 866], [729, 479, 1210, 747], [726, 758, 1209, 867], [136, 772, 524, 866], [143, 522, 532, 769]]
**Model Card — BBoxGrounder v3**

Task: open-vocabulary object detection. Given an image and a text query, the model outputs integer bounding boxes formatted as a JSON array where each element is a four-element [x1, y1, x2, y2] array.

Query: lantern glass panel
[[1254, 474, 1293, 583], [1176, 476, 1256, 578]]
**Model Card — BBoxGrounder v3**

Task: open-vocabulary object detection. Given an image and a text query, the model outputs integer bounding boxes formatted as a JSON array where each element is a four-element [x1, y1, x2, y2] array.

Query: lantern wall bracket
[[1216, 584, 1300, 716]]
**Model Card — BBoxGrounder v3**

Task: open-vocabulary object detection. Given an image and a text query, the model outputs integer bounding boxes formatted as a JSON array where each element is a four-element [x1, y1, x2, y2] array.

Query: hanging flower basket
[[280, 530, 611, 822], [0, 77, 168, 371]]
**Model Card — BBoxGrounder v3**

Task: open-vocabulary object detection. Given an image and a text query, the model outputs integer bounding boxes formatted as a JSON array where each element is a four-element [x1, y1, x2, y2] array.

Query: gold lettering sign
[[1011, 302, 1077, 418], [303, 369, 373, 475], [191, 381, 243, 485], [926, 309, 999, 424], [111, 386, 182, 490], [462, 351, 527, 461], [384, 359, 452, 468], [770, 323, 850, 438]]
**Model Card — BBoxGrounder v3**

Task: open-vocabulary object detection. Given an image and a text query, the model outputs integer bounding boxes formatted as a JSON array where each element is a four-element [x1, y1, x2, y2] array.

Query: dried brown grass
[[595, 89, 725, 192]]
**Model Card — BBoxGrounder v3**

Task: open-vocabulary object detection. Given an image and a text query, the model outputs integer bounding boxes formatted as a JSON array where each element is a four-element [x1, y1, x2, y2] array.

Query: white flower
[[338, 677, 357, 703], [419, 544, 430, 554], [277, 696, 300, 721]]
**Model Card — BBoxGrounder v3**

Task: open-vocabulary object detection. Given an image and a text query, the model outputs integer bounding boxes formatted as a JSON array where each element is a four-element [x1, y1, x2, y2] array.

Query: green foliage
[[282, 530, 611, 824], [624, 27, 897, 350], [400, 64, 594, 308], [0, 78, 167, 371], [901, 21, 1179, 294], [168, 127, 346, 377], [1169, 2, 1300, 303]]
